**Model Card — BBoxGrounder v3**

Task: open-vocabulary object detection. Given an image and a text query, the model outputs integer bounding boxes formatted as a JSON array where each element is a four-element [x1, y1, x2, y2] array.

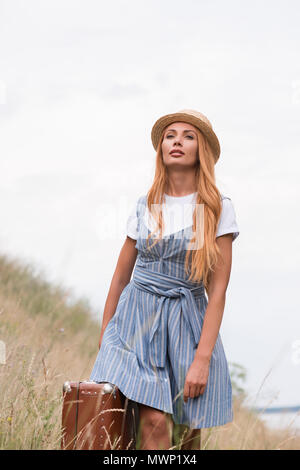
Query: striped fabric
[[89, 195, 233, 429]]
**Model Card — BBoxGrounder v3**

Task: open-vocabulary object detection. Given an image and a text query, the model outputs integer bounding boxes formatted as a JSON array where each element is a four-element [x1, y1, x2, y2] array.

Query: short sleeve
[[126, 200, 139, 240], [216, 197, 240, 241]]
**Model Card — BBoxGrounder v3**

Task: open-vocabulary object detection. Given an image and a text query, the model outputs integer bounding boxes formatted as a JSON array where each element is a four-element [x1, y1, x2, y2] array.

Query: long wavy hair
[[145, 126, 223, 291]]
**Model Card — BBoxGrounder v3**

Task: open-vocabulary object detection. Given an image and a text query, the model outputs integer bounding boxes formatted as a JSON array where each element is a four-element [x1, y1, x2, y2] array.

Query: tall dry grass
[[0, 253, 299, 450]]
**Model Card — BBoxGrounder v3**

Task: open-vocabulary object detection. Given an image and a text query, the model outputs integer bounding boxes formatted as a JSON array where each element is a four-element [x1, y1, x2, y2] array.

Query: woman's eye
[[166, 135, 193, 139]]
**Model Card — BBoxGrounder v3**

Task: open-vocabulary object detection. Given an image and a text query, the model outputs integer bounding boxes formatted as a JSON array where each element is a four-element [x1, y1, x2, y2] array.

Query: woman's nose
[[173, 137, 183, 146]]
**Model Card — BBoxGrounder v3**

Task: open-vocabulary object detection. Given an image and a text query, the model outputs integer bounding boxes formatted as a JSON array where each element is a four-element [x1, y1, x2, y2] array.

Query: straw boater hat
[[151, 109, 221, 163]]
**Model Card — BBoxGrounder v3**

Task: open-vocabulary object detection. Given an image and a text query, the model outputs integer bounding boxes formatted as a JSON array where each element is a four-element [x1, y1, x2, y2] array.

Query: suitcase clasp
[[63, 381, 72, 393]]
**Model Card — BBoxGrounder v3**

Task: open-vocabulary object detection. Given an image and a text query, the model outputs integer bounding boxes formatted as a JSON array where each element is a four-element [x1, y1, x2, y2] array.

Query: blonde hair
[[145, 126, 223, 291]]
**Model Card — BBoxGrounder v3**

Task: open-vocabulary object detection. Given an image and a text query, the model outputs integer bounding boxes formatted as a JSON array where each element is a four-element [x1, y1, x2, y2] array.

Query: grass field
[[0, 252, 299, 450]]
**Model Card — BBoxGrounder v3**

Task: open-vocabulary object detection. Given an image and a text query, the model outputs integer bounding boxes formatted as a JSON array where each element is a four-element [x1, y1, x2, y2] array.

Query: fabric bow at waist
[[132, 265, 206, 368]]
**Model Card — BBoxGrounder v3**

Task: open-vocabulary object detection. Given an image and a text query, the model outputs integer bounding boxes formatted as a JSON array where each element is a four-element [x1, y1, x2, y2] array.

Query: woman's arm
[[183, 233, 233, 401], [98, 236, 138, 349], [194, 233, 233, 362]]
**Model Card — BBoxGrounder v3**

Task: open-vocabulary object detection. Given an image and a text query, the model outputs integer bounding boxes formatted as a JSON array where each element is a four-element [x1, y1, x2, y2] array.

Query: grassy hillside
[[0, 252, 299, 450]]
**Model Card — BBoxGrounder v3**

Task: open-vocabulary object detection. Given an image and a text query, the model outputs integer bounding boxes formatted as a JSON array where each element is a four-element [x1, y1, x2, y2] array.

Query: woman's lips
[[170, 151, 184, 156]]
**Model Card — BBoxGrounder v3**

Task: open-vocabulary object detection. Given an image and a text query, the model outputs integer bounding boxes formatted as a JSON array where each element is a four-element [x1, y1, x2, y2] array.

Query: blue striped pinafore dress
[[90, 194, 233, 429]]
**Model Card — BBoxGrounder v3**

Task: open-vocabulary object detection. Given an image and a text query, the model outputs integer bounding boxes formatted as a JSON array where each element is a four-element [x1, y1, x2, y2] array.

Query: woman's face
[[161, 121, 199, 167]]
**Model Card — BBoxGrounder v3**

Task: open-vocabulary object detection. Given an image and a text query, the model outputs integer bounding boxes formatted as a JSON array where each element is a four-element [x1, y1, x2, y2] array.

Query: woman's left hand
[[183, 357, 210, 403]]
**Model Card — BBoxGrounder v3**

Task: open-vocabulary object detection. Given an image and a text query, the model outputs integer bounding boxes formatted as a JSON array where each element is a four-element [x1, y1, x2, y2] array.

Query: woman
[[89, 109, 240, 450]]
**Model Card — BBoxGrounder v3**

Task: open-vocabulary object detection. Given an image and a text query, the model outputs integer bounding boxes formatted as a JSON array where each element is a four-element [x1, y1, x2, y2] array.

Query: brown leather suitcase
[[61, 381, 139, 450]]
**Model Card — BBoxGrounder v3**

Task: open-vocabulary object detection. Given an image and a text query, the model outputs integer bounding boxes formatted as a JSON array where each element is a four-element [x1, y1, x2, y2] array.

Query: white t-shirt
[[126, 192, 240, 241]]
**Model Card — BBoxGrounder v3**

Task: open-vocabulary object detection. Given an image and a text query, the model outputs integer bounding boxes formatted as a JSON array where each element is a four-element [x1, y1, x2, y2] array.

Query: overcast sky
[[0, 0, 300, 418]]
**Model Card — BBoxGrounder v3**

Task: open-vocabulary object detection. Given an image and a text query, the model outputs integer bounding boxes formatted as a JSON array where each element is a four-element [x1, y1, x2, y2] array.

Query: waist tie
[[132, 265, 206, 368]]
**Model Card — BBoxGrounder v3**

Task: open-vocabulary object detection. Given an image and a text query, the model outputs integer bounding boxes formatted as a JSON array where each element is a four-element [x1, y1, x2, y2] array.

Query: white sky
[[0, 0, 300, 413]]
